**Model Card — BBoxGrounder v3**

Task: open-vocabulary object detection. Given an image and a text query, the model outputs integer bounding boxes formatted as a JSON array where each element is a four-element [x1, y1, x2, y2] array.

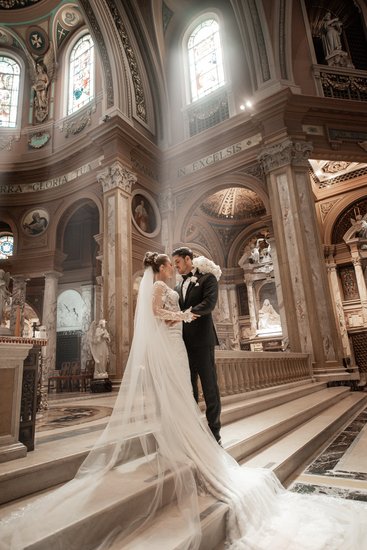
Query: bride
[[1, 251, 366, 549]]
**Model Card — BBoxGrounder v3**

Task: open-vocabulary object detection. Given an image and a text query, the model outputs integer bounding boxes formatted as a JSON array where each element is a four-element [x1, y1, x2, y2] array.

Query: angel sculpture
[[0, 269, 11, 325], [30, 43, 55, 123], [87, 319, 111, 379], [350, 212, 367, 240]]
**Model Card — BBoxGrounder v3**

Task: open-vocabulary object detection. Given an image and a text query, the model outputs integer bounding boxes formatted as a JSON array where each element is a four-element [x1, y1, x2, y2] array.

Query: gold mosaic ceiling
[[200, 187, 266, 220]]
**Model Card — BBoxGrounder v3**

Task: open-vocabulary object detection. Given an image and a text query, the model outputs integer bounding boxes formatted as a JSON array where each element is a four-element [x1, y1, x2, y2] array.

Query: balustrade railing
[[215, 351, 312, 396], [313, 65, 367, 102]]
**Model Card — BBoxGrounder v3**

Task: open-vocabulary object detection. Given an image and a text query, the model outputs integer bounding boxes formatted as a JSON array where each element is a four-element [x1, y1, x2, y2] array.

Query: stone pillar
[[244, 275, 257, 337], [159, 188, 174, 254], [97, 161, 136, 380], [228, 284, 240, 349], [81, 284, 94, 369], [95, 275, 103, 323], [268, 236, 288, 341], [348, 242, 367, 323], [41, 271, 61, 408], [326, 260, 351, 358], [10, 275, 28, 336], [258, 139, 343, 374]]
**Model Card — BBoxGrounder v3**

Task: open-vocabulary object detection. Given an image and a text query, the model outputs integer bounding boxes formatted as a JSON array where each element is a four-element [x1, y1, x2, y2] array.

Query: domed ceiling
[[0, 0, 43, 7], [200, 187, 266, 220]]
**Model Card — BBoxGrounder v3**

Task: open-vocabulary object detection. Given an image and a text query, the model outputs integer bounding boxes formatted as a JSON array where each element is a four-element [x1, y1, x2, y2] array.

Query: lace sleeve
[[152, 282, 194, 323]]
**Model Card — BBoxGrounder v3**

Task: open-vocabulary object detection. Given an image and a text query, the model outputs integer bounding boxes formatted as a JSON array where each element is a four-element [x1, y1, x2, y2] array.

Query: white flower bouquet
[[192, 256, 222, 281]]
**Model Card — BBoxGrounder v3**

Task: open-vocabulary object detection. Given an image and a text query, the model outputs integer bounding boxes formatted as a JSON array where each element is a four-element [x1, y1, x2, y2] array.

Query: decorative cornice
[[258, 139, 313, 174], [105, 0, 147, 122], [97, 161, 137, 194]]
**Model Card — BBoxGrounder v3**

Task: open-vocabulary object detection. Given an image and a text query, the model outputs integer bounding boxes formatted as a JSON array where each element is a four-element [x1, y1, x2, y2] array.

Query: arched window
[[0, 233, 14, 259], [0, 56, 20, 128], [68, 34, 94, 115], [187, 18, 224, 102]]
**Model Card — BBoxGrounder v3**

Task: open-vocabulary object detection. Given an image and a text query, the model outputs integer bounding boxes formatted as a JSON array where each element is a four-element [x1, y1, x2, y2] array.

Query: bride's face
[[160, 260, 174, 280]]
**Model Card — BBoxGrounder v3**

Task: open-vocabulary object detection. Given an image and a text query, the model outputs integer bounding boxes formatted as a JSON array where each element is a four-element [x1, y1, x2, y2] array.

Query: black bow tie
[[182, 272, 193, 281]]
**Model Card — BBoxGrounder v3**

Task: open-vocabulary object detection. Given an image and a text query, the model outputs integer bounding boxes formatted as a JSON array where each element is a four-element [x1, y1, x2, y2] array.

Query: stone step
[[0, 387, 361, 549], [96, 392, 367, 550], [220, 380, 326, 424], [243, 392, 367, 483], [224, 386, 351, 462], [0, 381, 323, 505]]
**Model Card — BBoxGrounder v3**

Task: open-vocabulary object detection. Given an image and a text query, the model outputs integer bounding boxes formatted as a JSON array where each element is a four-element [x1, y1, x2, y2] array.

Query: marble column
[[326, 260, 351, 358], [228, 284, 240, 349], [41, 271, 61, 409], [268, 237, 288, 341], [348, 242, 367, 323], [10, 275, 28, 336], [95, 275, 103, 323], [258, 139, 343, 372], [81, 284, 94, 369], [159, 188, 174, 254], [97, 161, 136, 380], [244, 275, 257, 337]]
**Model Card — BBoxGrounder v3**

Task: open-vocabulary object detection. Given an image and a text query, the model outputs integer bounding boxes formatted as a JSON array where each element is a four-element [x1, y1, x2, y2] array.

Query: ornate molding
[[258, 140, 313, 174], [105, 0, 147, 122], [60, 107, 93, 137], [98, 161, 137, 194]]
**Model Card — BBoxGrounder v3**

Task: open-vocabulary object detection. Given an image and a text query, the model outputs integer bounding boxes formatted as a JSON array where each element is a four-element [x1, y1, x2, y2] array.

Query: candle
[[14, 305, 21, 337]]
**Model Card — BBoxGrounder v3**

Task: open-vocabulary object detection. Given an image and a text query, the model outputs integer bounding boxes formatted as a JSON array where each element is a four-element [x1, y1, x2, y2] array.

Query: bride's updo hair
[[143, 251, 169, 273]]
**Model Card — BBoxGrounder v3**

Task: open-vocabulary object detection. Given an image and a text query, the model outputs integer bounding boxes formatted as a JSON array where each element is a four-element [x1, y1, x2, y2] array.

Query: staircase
[[0, 380, 365, 549]]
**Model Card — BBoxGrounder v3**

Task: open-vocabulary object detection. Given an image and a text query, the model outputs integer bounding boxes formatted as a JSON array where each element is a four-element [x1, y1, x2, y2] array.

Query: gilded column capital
[[258, 139, 313, 174], [98, 161, 137, 194]]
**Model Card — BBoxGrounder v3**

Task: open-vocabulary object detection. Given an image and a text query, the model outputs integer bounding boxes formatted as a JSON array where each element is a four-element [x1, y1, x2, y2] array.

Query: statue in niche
[[30, 44, 55, 123], [0, 269, 11, 325], [87, 319, 111, 379], [321, 12, 343, 57], [258, 299, 281, 332], [350, 211, 367, 240]]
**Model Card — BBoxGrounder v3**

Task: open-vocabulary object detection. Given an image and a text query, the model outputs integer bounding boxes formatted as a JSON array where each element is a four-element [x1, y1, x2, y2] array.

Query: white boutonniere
[[192, 256, 222, 281], [189, 275, 199, 286]]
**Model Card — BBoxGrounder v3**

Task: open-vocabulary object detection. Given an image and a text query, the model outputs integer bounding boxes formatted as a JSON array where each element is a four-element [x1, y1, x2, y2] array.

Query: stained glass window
[[0, 56, 20, 128], [0, 234, 14, 259], [187, 19, 224, 102], [68, 34, 94, 115]]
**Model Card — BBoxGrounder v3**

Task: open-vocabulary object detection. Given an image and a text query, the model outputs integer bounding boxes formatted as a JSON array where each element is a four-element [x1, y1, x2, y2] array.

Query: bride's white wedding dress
[[1, 269, 366, 549]]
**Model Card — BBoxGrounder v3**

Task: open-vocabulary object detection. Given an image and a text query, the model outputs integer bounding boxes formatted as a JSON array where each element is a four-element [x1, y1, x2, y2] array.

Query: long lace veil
[[1, 267, 201, 550]]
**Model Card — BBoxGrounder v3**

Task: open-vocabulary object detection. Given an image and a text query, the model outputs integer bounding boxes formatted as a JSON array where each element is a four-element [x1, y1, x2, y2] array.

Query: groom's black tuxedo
[[178, 272, 219, 347], [176, 271, 221, 442]]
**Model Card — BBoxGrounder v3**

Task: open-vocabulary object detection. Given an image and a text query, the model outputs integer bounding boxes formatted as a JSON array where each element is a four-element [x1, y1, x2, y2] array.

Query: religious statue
[[257, 299, 282, 332], [30, 44, 55, 123], [0, 269, 11, 325], [350, 210, 367, 241], [87, 319, 111, 379], [321, 12, 343, 58]]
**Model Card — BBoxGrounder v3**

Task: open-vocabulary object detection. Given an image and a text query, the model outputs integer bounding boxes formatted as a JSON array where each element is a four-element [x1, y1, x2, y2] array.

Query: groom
[[172, 246, 222, 444]]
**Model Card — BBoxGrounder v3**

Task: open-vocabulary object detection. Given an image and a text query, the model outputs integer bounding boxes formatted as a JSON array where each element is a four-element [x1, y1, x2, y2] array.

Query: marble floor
[[289, 406, 367, 502]]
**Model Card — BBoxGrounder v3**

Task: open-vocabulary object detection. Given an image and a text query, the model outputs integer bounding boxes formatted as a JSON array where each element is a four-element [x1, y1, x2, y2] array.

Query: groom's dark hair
[[172, 246, 193, 260]]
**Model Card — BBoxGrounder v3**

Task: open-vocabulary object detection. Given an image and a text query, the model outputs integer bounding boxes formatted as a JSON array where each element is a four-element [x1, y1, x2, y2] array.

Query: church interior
[[0, 0, 367, 548]]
